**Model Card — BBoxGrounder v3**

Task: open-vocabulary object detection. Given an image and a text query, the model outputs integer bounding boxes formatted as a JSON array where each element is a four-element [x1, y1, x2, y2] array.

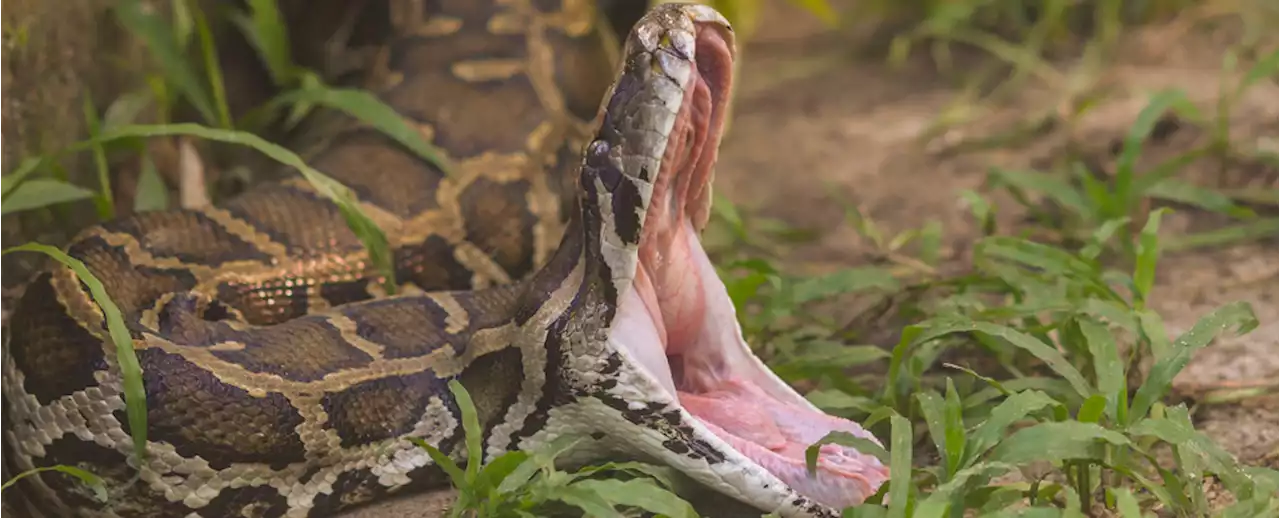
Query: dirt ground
[[345, 2, 1278, 516]]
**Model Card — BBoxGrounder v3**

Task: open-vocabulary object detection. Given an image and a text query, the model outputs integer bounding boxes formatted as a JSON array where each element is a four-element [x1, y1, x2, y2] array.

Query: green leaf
[[1, 179, 97, 216], [541, 484, 626, 518], [914, 462, 1017, 518], [229, 0, 295, 87], [966, 390, 1060, 464], [0, 465, 107, 502], [103, 90, 154, 130], [987, 168, 1091, 216], [1165, 218, 1280, 252], [916, 390, 950, 474], [887, 414, 913, 518], [570, 478, 699, 518], [915, 320, 1093, 400], [1114, 89, 1190, 212], [1077, 319, 1124, 421], [804, 431, 890, 476], [472, 450, 528, 496], [410, 436, 467, 489], [73, 123, 398, 294], [1109, 487, 1143, 518], [498, 434, 584, 494], [988, 421, 1130, 464], [973, 236, 1097, 280], [1144, 179, 1253, 218], [1129, 301, 1258, 423], [2, 244, 149, 460], [113, 0, 218, 124], [1, 157, 45, 199], [1132, 209, 1168, 306], [446, 380, 484, 484], [1080, 217, 1131, 261], [1076, 394, 1107, 424], [190, 2, 233, 129], [134, 155, 169, 212], [265, 87, 455, 176], [1234, 48, 1278, 99], [1129, 405, 1250, 493], [788, 267, 899, 304], [82, 95, 116, 219], [942, 380, 965, 475]]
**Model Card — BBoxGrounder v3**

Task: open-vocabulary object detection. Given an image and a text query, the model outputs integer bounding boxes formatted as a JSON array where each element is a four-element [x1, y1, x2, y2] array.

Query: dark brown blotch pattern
[[66, 236, 199, 315], [458, 177, 539, 278], [320, 372, 447, 448], [101, 210, 275, 268], [199, 484, 289, 518], [7, 274, 110, 405], [310, 130, 445, 219], [207, 317, 374, 381], [222, 184, 364, 255], [394, 234, 475, 292], [133, 349, 307, 470], [343, 297, 462, 359], [385, 30, 544, 158]]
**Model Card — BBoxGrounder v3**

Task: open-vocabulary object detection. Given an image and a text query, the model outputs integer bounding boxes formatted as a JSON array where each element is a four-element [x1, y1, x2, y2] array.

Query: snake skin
[[2, 2, 862, 518]]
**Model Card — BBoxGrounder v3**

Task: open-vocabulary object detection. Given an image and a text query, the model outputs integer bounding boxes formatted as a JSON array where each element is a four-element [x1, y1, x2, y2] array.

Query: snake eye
[[585, 140, 622, 192]]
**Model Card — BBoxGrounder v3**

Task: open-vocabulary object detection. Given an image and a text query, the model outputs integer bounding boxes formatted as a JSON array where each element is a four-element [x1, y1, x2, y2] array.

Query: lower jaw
[[614, 220, 890, 510]]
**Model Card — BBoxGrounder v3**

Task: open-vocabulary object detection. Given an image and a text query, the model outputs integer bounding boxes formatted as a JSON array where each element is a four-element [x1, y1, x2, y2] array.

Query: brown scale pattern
[[457, 177, 540, 276], [136, 349, 308, 470], [100, 210, 277, 268], [320, 371, 449, 447]]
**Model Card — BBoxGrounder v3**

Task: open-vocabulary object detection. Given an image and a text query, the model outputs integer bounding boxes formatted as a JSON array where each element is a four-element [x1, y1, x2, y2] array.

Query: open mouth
[[609, 21, 891, 511]]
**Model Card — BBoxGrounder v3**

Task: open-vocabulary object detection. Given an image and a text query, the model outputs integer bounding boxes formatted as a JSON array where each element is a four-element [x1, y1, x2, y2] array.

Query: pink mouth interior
[[613, 25, 890, 510]]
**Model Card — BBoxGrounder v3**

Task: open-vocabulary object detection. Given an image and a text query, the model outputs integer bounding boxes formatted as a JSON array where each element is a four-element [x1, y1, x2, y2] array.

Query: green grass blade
[[229, 0, 295, 87], [887, 414, 914, 518], [1128, 301, 1258, 423], [973, 236, 1098, 279], [569, 479, 699, 518], [1114, 89, 1189, 213], [988, 421, 1130, 464], [190, 3, 233, 129], [471, 450, 528, 496], [914, 462, 1017, 518], [1132, 209, 1167, 308], [1234, 48, 1278, 99], [915, 320, 1094, 399], [1, 179, 97, 216], [265, 87, 455, 176], [942, 379, 965, 475], [1, 157, 45, 199], [498, 434, 583, 494], [965, 390, 1059, 464], [1143, 179, 1254, 218], [788, 267, 899, 304], [446, 380, 484, 484], [113, 0, 219, 125], [804, 431, 890, 477], [1075, 394, 1107, 424], [987, 168, 1092, 216], [134, 155, 170, 212], [0, 465, 107, 502], [1077, 319, 1124, 420], [542, 485, 626, 518], [916, 390, 951, 477], [82, 96, 116, 220], [1129, 405, 1250, 492], [1164, 218, 1280, 252], [2, 244, 149, 460], [410, 436, 468, 489], [73, 123, 397, 294]]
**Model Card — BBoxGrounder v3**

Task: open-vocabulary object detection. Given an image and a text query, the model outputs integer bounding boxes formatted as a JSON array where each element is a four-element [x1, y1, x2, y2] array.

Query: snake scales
[[1, 2, 889, 517]]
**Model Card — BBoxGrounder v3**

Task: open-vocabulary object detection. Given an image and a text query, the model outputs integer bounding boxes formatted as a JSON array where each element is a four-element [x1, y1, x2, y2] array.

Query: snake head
[[563, 4, 890, 517]]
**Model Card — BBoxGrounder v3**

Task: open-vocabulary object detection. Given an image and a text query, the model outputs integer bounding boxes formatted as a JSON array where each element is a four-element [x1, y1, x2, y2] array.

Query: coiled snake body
[[2, 3, 889, 517]]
